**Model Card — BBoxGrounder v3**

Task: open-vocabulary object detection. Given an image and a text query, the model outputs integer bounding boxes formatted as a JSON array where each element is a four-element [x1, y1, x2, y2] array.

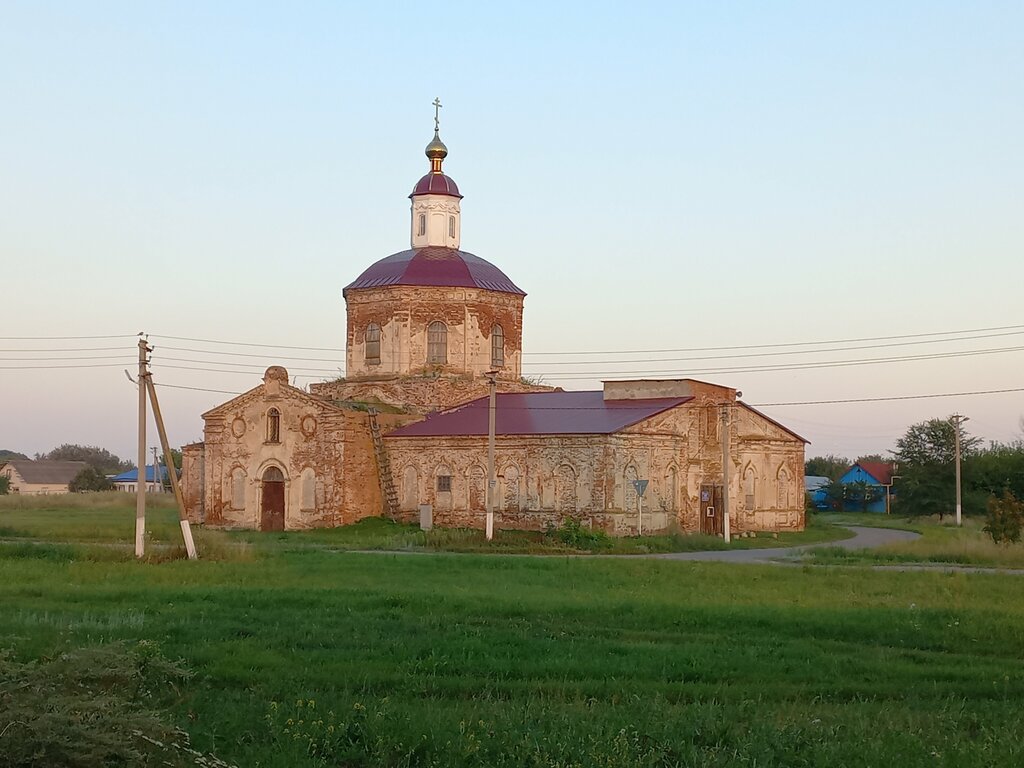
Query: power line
[[531, 344, 1024, 379], [521, 322, 1024, 356], [750, 387, 1024, 407], [0, 362, 129, 370], [520, 329, 1024, 368], [154, 382, 244, 395], [150, 333, 345, 352], [0, 346, 129, 353], [0, 333, 136, 340], [145, 321, 1024, 359]]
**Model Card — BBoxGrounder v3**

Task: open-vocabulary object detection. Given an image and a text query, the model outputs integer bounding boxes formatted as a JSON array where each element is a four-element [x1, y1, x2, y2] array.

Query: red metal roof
[[385, 391, 692, 437], [344, 247, 526, 296], [852, 461, 894, 484], [410, 172, 462, 198]]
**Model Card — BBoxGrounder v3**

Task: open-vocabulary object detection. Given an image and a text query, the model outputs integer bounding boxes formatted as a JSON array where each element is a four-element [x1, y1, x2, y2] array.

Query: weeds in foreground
[[0, 642, 207, 767]]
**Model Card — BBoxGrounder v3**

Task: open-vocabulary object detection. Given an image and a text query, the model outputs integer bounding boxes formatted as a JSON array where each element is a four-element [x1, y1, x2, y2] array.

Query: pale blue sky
[[1, 1, 1022, 461]]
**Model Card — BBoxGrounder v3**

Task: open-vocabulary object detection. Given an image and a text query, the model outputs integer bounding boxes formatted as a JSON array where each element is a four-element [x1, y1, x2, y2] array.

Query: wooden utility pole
[[720, 403, 731, 543], [145, 374, 198, 559], [485, 371, 497, 541], [135, 337, 149, 558]]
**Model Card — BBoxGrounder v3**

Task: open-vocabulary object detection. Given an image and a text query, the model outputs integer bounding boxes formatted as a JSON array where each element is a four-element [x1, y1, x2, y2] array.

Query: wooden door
[[700, 483, 724, 536], [261, 481, 285, 531]]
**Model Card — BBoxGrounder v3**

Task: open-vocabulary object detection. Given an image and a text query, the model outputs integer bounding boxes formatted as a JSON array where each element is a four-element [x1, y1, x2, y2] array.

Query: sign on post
[[632, 479, 648, 536]]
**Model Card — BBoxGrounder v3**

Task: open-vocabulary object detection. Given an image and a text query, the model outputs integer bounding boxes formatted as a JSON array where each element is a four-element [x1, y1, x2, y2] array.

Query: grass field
[[3, 497, 1024, 766], [806, 512, 1024, 569]]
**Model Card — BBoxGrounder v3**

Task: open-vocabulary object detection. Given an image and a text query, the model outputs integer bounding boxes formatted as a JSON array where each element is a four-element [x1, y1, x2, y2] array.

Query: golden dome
[[425, 130, 448, 161]]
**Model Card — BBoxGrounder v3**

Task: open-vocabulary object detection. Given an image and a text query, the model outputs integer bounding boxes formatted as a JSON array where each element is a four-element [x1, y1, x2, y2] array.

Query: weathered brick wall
[[311, 375, 555, 414], [384, 398, 805, 536], [181, 443, 205, 523], [198, 371, 348, 530], [344, 285, 525, 381]]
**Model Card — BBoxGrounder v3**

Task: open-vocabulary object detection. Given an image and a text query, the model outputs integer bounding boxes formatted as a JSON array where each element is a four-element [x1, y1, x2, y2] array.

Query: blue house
[[837, 461, 895, 513], [805, 475, 831, 510], [110, 465, 172, 493]]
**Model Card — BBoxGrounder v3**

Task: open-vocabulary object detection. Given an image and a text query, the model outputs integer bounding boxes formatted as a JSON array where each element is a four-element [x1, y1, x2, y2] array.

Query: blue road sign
[[632, 479, 649, 496]]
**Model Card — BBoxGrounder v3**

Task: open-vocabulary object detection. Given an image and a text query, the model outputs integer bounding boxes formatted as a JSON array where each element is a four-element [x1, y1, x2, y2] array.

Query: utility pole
[[145, 373, 198, 559], [720, 402, 731, 544], [485, 371, 498, 541], [136, 337, 149, 558], [952, 414, 968, 527], [152, 446, 160, 493]]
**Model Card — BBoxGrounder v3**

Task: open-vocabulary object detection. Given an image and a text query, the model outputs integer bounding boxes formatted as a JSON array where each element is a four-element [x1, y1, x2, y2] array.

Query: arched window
[[266, 408, 281, 443], [427, 321, 447, 364], [490, 324, 504, 368], [743, 466, 757, 510], [230, 467, 246, 510], [448, 216, 456, 238], [776, 466, 791, 510], [417, 213, 426, 236], [365, 323, 381, 365]]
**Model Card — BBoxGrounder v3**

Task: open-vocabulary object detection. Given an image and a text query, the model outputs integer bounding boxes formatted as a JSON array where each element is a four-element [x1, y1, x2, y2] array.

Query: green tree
[[855, 454, 886, 464], [984, 490, 1023, 545], [69, 467, 114, 492], [0, 475, 9, 495], [970, 441, 1024, 501], [818, 479, 851, 511], [893, 417, 982, 519], [805, 454, 850, 481], [0, 449, 29, 462], [40, 444, 133, 475]]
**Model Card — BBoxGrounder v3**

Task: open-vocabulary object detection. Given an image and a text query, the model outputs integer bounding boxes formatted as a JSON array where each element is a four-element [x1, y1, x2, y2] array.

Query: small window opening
[[417, 213, 426, 236], [490, 324, 504, 368], [267, 408, 281, 443], [365, 323, 381, 365], [449, 216, 456, 238], [427, 321, 447, 364], [437, 475, 452, 492]]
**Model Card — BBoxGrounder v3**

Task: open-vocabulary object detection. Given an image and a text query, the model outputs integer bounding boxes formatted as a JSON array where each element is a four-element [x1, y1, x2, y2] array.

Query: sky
[[1, 1, 1022, 463]]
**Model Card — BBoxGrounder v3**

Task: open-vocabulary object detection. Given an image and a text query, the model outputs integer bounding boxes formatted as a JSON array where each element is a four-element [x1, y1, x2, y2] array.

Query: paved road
[[649, 525, 920, 564]]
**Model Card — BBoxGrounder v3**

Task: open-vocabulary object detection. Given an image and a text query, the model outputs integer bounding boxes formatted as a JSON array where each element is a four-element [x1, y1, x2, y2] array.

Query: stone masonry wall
[[344, 285, 525, 381]]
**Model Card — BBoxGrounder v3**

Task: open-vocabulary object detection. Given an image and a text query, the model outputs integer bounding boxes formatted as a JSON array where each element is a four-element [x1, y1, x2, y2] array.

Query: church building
[[181, 109, 807, 535]]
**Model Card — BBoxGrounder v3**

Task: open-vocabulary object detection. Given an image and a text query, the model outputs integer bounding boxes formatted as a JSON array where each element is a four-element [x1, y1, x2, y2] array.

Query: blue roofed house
[[838, 461, 896, 513], [110, 465, 172, 493]]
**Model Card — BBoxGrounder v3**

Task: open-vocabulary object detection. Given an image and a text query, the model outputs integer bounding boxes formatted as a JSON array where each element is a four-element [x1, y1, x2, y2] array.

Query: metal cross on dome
[[433, 97, 442, 132]]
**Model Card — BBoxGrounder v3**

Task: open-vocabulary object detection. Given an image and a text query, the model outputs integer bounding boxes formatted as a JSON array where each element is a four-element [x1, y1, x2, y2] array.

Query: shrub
[[68, 466, 113, 493], [547, 518, 611, 551], [983, 490, 1024, 545]]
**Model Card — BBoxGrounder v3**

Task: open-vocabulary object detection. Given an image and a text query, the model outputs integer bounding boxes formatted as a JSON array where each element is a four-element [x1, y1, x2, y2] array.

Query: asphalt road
[[650, 525, 921, 563]]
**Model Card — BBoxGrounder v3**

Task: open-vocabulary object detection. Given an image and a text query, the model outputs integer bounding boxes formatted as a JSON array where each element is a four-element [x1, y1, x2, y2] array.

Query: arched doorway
[[261, 466, 286, 531]]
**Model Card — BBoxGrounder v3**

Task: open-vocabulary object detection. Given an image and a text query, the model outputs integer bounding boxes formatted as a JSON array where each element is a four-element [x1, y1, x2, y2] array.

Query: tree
[[0, 476, 9, 495], [855, 454, 886, 464], [893, 417, 983, 519], [984, 490, 1023, 545], [805, 454, 850, 481], [0, 449, 29, 462], [819, 479, 851, 512], [970, 441, 1024, 502], [40, 444, 133, 475], [69, 467, 114, 492]]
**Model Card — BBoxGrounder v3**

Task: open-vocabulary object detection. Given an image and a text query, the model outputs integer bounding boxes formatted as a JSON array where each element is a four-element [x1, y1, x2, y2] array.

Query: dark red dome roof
[[410, 172, 462, 198], [344, 247, 525, 296]]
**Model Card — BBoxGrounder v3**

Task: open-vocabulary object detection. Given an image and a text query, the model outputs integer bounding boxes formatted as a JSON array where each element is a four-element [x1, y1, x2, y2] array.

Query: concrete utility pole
[[485, 371, 498, 541], [952, 414, 969, 527], [136, 337, 149, 558], [720, 403, 731, 544]]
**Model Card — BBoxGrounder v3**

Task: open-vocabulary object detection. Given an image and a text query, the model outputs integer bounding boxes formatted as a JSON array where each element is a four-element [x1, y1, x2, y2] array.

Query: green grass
[[0, 493, 849, 556], [3, 500, 1024, 766], [805, 513, 1024, 569]]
